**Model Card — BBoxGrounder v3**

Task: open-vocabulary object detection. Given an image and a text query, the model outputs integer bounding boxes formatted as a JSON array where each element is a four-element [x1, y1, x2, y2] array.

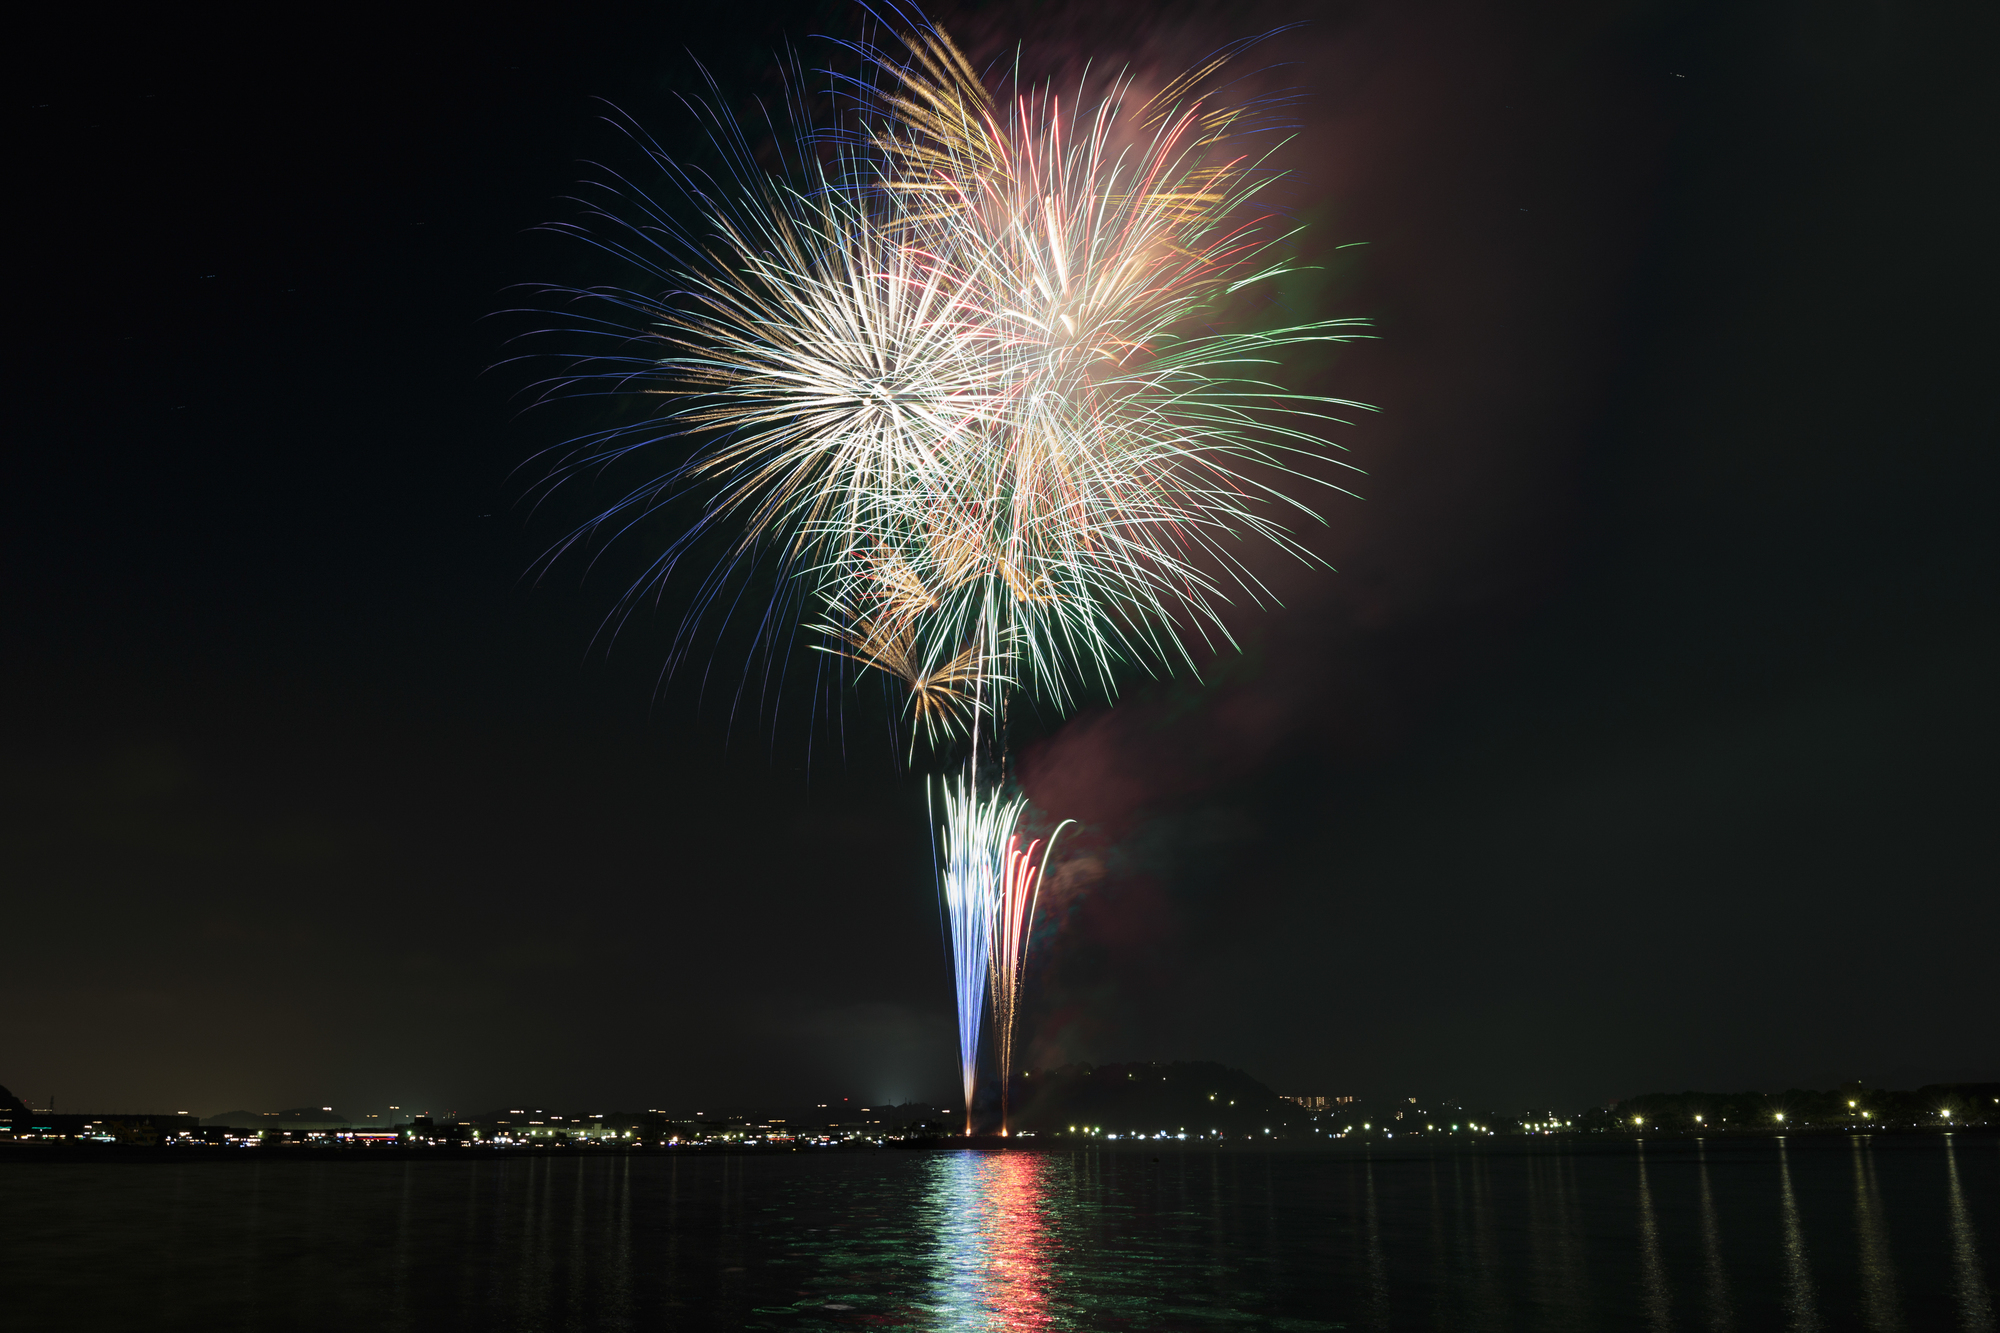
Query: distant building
[[1280, 1095, 1355, 1109]]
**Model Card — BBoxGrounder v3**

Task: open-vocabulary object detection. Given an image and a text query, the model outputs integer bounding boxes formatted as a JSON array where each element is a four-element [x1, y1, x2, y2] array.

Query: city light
[[20, 1075, 1992, 1155]]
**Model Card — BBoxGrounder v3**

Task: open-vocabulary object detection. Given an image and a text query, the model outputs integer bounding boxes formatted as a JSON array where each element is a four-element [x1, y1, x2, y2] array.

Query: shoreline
[[3, 1126, 1992, 1165]]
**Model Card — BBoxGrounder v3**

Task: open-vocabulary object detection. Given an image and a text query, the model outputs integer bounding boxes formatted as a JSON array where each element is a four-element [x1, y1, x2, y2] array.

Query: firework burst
[[807, 25, 1374, 717], [528, 18, 1368, 1134]]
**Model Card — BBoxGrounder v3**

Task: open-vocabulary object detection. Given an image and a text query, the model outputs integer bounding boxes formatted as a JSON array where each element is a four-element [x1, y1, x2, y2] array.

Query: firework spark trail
[[935, 775, 1029, 1134], [988, 821, 1073, 1135]]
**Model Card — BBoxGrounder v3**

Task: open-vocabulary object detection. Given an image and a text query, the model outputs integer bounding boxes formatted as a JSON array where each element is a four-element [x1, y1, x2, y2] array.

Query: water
[[2, 1135, 1993, 1330]]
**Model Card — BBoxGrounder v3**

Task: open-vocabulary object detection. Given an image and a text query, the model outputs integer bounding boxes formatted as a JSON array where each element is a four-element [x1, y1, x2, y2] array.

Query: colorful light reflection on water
[[2, 1138, 1995, 1330], [921, 1151, 1060, 1330]]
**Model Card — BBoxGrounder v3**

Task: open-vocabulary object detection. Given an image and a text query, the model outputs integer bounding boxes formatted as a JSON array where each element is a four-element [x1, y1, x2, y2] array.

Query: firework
[[934, 774, 1030, 1134], [525, 121, 995, 699], [533, 24, 1369, 735], [532, 19, 1368, 1134], [988, 821, 1073, 1135], [806, 26, 1374, 719]]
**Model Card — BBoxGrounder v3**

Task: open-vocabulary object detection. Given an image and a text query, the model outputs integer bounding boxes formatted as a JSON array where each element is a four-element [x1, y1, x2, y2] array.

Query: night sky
[[8, 0, 1993, 1119]]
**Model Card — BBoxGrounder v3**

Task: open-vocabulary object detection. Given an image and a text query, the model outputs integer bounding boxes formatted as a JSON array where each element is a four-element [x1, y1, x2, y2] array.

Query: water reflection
[[1552, 1151, 1592, 1330], [1944, 1137, 1995, 1332], [1424, 1159, 1446, 1330], [512, 1155, 551, 1320], [1635, 1142, 1672, 1332], [1364, 1158, 1390, 1331], [608, 1156, 633, 1332], [6, 1140, 1993, 1331], [1526, 1151, 1589, 1333], [1777, 1139, 1820, 1333], [1696, 1140, 1733, 1331], [1466, 1156, 1504, 1331], [1850, 1138, 1903, 1332], [923, 1152, 1061, 1330], [389, 1162, 413, 1328]]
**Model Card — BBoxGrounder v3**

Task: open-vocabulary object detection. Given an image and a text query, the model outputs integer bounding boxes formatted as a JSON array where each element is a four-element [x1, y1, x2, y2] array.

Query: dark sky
[[7, 0, 1993, 1119]]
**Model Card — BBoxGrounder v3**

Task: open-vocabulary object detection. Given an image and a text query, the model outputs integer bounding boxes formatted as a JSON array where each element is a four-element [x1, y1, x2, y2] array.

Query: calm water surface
[[2, 1135, 1994, 1331]]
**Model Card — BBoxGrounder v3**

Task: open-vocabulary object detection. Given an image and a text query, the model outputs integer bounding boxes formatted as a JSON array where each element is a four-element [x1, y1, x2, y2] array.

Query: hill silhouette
[[200, 1107, 356, 1129], [1008, 1061, 1308, 1137]]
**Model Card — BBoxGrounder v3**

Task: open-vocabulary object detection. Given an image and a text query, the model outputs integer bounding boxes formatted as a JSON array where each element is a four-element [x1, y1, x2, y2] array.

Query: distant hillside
[[201, 1107, 356, 1129], [1008, 1061, 1308, 1137]]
